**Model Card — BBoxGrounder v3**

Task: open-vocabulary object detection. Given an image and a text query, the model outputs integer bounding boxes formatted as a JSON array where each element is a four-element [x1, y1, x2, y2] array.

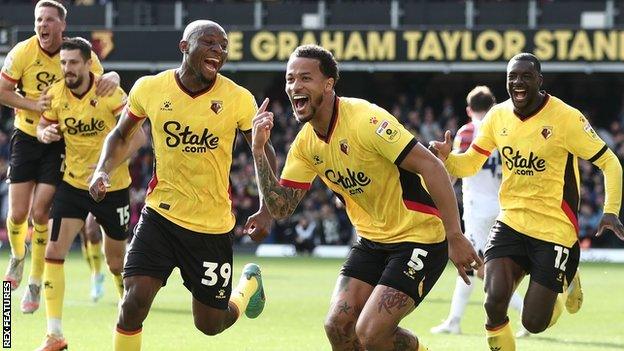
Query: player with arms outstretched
[[430, 53, 624, 351]]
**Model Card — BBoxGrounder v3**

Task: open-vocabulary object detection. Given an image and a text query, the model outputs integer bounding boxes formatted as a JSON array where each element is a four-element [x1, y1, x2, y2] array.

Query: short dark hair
[[510, 52, 541, 74], [35, 0, 67, 21], [466, 86, 496, 112], [61, 37, 92, 62], [292, 45, 339, 83]]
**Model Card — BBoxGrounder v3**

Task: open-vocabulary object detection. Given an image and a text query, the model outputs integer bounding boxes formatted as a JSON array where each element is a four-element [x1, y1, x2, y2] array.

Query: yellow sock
[[43, 259, 65, 335], [113, 273, 124, 299], [486, 320, 515, 351], [7, 217, 28, 259], [114, 326, 142, 351], [229, 274, 259, 318], [29, 223, 48, 284], [548, 295, 564, 328], [87, 241, 102, 275], [81, 240, 91, 270]]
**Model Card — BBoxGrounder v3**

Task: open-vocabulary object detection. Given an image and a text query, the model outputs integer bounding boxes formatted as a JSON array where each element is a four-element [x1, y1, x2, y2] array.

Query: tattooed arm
[[254, 148, 307, 219], [251, 98, 307, 219]]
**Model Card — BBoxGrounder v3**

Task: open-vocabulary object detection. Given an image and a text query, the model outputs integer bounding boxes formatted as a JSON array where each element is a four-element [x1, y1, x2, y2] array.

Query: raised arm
[[89, 109, 145, 201], [251, 99, 307, 220], [241, 99, 279, 241], [430, 130, 489, 178], [399, 142, 482, 284]]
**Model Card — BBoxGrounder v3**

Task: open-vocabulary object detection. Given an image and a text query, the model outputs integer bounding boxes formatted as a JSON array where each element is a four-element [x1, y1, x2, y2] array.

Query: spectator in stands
[[294, 216, 316, 255]]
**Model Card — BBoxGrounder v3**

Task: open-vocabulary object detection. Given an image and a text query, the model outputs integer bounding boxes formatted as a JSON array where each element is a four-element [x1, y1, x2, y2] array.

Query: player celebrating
[[0, 0, 120, 314], [35, 37, 139, 351], [89, 20, 274, 351], [430, 53, 624, 350], [430, 86, 527, 337], [252, 44, 480, 351]]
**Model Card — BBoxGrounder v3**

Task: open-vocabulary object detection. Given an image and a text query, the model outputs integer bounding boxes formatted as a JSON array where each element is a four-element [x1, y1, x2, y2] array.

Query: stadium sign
[[234, 29, 624, 63], [9, 28, 624, 72]]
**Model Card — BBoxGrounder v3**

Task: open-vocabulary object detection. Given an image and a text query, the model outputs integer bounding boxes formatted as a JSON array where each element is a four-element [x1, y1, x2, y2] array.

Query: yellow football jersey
[[127, 70, 256, 234], [446, 94, 620, 247], [280, 97, 445, 244], [42, 73, 129, 191], [1, 35, 103, 137]]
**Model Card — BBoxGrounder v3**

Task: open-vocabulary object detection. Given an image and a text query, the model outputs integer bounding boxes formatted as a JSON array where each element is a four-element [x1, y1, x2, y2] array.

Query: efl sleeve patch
[[375, 119, 402, 143], [583, 122, 598, 139]]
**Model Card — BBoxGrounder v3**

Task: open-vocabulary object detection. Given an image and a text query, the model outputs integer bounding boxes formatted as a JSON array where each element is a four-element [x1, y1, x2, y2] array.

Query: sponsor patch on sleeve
[[583, 122, 598, 139], [375, 120, 401, 143]]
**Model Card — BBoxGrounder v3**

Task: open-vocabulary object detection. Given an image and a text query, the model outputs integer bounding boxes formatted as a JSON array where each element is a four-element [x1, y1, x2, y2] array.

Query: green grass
[[3, 251, 624, 350]]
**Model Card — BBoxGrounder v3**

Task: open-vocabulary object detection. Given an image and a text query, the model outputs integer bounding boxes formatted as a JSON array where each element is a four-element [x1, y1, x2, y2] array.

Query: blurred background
[[1, 0, 623, 256]]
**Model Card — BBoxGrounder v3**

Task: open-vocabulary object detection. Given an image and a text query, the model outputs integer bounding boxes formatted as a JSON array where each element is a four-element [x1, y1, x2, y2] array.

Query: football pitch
[[3, 252, 623, 351]]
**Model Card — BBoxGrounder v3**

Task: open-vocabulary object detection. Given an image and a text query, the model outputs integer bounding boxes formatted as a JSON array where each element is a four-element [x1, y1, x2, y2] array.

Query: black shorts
[[484, 221, 580, 293], [341, 237, 448, 306], [8, 129, 64, 184], [124, 207, 234, 309], [50, 181, 130, 241]]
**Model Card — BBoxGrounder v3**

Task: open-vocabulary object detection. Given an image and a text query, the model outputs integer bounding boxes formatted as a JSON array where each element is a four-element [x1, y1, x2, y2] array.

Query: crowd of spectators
[[1, 89, 623, 250]]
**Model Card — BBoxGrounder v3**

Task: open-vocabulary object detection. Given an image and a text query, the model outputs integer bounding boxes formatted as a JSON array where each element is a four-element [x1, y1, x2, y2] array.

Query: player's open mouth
[[203, 58, 219, 73], [292, 94, 309, 112], [512, 88, 527, 102], [40, 32, 50, 40]]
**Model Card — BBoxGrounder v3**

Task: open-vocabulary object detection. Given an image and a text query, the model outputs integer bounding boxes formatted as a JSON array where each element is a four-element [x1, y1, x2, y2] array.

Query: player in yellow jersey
[[0, 0, 120, 314], [430, 53, 624, 351], [252, 45, 480, 351], [89, 20, 276, 351], [34, 37, 140, 351]]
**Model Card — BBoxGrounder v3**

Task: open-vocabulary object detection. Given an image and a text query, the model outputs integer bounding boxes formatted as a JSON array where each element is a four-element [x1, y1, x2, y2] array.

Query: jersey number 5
[[201, 262, 232, 287], [407, 248, 429, 271]]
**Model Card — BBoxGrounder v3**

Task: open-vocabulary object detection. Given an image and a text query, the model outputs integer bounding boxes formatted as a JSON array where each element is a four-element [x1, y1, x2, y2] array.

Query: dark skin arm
[[89, 109, 145, 201], [596, 213, 624, 241]]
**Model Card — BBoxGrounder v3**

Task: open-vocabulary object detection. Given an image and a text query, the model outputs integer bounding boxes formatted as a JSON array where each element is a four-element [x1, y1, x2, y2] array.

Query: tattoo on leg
[[377, 287, 410, 315], [326, 320, 357, 347], [392, 328, 416, 351], [338, 301, 352, 315]]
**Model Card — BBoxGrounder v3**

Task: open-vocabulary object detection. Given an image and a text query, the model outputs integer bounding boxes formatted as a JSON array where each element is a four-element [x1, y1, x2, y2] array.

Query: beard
[[65, 74, 83, 89]]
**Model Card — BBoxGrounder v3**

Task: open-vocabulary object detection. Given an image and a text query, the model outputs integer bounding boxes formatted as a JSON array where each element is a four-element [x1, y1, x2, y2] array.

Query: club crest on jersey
[[500, 128, 508, 136], [313, 155, 323, 165], [370, 116, 378, 124], [90, 99, 98, 107], [211, 100, 223, 114], [541, 126, 552, 139], [375, 120, 401, 143], [161, 100, 173, 111], [339, 139, 349, 155]]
